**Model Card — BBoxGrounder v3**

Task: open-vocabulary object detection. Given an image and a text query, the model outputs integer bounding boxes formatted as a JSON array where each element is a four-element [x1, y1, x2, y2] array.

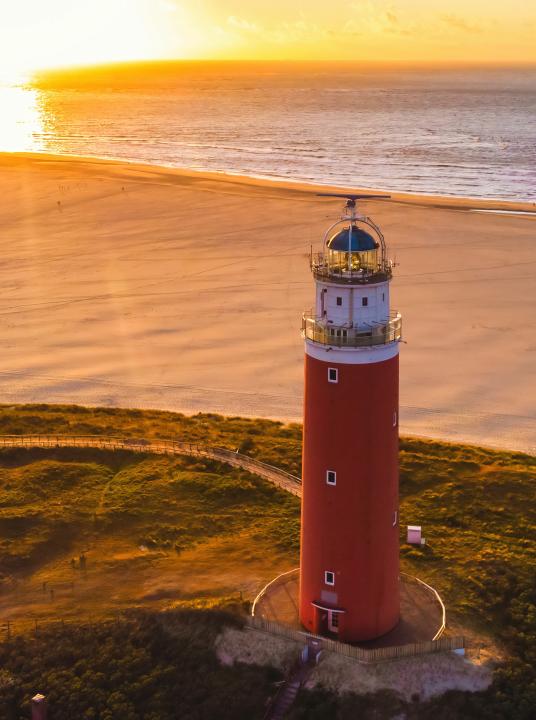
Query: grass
[[398, 436, 536, 635], [0, 449, 299, 626], [0, 450, 298, 567], [0, 404, 534, 718]]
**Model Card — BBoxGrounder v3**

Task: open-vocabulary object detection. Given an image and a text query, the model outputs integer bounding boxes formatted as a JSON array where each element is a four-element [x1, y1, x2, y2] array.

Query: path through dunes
[[0, 444, 301, 627]]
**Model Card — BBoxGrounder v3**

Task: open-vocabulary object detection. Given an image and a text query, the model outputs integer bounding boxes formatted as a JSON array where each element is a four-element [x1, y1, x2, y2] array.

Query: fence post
[[31, 694, 48, 720]]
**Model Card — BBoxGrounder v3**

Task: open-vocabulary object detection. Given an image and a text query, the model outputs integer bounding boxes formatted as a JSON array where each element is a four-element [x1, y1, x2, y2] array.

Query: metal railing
[[312, 252, 392, 285], [0, 435, 302, 497], [401, 572, 446, 641], [302, 312, 402, 348]]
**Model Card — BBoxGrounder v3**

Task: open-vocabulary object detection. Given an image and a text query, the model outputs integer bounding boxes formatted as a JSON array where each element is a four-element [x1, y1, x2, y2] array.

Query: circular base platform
[[253, 570, 444, 648]]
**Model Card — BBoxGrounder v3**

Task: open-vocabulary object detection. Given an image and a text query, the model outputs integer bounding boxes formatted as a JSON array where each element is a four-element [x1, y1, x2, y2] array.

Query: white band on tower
[[305, 339, 399, 365]]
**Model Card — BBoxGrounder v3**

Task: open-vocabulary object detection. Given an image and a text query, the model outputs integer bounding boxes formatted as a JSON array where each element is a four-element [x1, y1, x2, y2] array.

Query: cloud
[[348, 1, 416, 36], [227, 16, 260, 34], [441, 13, 481, 33], [269, 19, 328, 44], [341, 19, 363, 37]]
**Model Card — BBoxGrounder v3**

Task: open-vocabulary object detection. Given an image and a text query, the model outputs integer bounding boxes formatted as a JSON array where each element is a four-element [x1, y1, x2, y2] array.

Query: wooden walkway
[[0, 434, 302, 497]]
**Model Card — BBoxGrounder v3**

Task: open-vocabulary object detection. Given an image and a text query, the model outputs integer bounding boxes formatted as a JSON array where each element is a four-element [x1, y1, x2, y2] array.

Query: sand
[[216, 627, 493, 702], [0, 152, 534, 454]]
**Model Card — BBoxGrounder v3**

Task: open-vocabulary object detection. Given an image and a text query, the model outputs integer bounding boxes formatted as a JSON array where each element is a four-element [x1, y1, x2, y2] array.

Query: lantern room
[[311, 194, 392, 284]]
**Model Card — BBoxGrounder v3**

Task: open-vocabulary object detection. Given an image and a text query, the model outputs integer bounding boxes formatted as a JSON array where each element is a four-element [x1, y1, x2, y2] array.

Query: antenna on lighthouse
[[316, 192, 391, 213]]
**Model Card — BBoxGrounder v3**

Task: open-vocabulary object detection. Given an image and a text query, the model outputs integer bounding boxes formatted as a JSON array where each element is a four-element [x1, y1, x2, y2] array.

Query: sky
[[0, 0, 535, 74]]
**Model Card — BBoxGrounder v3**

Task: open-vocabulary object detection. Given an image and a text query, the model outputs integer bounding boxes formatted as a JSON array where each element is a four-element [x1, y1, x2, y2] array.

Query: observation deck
[[302, 311, 402, 348]]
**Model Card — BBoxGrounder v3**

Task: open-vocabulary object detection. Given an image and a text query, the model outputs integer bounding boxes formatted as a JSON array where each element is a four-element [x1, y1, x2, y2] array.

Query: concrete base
[[253, 570, 444, 648]]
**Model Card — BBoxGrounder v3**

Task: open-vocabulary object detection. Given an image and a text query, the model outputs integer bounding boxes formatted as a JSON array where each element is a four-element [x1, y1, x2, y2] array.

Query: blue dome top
[[328, 226, 378, 252]]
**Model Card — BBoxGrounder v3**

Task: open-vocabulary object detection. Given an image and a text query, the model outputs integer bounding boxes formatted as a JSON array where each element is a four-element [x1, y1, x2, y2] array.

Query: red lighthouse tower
[[300, 194, 402, 643]]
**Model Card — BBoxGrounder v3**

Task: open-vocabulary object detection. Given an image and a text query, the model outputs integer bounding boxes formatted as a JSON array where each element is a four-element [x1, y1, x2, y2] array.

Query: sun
[[0, 0, 196, 77]]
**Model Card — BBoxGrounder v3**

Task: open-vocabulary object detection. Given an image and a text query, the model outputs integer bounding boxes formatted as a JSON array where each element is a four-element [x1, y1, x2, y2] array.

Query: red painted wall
[[299, 351, 400, 642]]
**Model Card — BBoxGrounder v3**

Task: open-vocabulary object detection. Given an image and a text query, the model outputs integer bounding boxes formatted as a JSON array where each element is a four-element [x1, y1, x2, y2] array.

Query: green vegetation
[[0, 608, 280, 720], [0, 404, 534, 719], [399, 436, 536, 626], [0, 449, 299, 582]]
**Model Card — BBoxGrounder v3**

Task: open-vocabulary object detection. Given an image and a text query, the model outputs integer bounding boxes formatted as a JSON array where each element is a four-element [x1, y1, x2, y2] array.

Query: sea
[[2, 62, 535, 201]]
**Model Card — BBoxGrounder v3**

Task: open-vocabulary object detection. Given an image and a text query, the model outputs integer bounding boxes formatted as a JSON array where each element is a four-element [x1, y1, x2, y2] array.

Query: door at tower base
[[300, 348, 400, 643]]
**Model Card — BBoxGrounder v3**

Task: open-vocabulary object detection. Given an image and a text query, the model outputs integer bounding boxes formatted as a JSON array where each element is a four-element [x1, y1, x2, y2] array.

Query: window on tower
[[326, 470, 337, 485], [325, 571, 335, 586], [336, 296, 342, 306], [328, 368, 338, 383], [362, 297, 368, 307]]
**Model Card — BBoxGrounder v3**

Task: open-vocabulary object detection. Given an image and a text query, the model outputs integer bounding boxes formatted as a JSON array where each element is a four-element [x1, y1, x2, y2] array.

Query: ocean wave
[[4, 68, 535, 202]]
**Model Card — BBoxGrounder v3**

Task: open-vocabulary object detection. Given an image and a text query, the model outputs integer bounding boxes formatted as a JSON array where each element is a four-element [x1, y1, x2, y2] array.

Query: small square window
[[326, 470, 336, 485], [382, 293, 385, 301], [362, 297, 368, 307], [336, 296, 342, 306], [325, 571, 335, 586], [328, 368, 338, 383]]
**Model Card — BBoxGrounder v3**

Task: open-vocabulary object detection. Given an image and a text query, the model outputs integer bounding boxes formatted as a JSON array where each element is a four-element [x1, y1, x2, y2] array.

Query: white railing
[[302, 312, 402, 348]]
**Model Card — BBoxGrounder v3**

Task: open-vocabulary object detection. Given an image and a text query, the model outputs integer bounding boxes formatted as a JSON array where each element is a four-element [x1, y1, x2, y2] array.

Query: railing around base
[[246, 616, 464, 664]]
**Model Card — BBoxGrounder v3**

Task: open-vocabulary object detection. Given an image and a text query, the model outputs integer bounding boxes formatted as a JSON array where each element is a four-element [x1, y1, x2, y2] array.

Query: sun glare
[[0, 1, 534, 78], [0, 0, 196, 77], [0, 84, 43, 152]]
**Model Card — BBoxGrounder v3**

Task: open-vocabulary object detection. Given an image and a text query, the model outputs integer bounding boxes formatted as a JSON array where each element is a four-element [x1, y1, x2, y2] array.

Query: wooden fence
[[0, 434, 302, 496], [1, 613, 463, 664], [246, 616, 465, 664], [0, 615, 113, 641]]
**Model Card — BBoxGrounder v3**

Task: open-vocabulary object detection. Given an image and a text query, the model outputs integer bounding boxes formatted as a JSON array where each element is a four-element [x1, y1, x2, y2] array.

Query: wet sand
[[0, 152, 534, 454]]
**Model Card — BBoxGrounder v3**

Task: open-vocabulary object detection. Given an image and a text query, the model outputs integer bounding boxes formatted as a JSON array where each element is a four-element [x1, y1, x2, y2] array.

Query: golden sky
[[1, 0, 535, 73]]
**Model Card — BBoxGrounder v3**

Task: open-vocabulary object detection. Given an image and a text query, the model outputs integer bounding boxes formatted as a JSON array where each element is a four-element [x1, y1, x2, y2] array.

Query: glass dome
[[326, 224, 380, 274]]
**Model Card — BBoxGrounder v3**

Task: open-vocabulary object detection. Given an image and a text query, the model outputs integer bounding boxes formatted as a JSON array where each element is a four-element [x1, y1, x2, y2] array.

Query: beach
[[0, 152, 535, 453]]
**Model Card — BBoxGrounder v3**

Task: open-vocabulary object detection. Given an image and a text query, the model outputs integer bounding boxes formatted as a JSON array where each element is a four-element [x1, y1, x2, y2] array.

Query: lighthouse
[[300, 194, 402, 643]]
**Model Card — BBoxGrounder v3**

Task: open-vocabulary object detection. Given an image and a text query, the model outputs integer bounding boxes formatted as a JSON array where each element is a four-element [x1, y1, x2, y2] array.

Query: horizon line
[[31, 57, 536, 74]]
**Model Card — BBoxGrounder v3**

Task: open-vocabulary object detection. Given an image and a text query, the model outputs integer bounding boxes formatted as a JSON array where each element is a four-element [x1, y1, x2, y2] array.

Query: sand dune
[[0, 152, 534, 454]]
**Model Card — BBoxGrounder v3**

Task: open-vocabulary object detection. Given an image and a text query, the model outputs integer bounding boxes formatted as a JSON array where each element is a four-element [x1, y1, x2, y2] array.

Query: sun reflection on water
[[0, 80, 45, 152]]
